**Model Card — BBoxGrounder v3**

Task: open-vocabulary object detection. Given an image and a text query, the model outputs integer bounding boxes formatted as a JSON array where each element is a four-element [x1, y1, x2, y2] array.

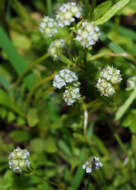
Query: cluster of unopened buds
[[82, 157, 103, 173], [96, 66, 122, 97], [8, 147, 30, 173], [48, 39, 65, 59], [53, 69, 81, 105]]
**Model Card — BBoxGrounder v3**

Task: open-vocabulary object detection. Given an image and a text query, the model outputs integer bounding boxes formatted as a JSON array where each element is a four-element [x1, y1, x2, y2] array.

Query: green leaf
[[121, 109, 136, 133], [10, 30, 31, 50], [0, 89, 24, 117], [44, 138, 57, 153], [12, 0, 31, 23], [0, 108, 7, 119], [131, 135, 136, 153], [16, 117, 26, 126], [58, 140, 72, 156], [93, 0, 112, 21], [71, 151, 86, 189], [0, 26, 34, 88], [105, 22, 136, 41], [7, 112, 16, 122], [95, 0, 130, 25], [115, 88, 136, 120], [100, 33, 126, 53], [10, 130, 30, 142], [27, 108, 39, 127], [30, 138, 45, 152], [93, 135, 109, 156], [0, 73, 10, 90]]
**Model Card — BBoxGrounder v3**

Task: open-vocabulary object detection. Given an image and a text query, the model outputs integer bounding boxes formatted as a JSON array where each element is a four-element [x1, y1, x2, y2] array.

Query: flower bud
[[63, 85, 81, 105], [96, 78, 115, 97], [48, 39, 65, 59], [8, 147, 30, 173]]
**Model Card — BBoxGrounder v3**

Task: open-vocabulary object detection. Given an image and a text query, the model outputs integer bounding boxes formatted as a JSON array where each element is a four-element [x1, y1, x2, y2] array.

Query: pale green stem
[[46, 0, 52, 16], [16, 53, 49, 87], [114, 133, 128, 156], [87, 52, 136, 64], [109, 124, 129, 157], [26, 73, 55, 104], [59, 54, 75, 67], [36, 86, 55, 103], [90, 0, 96, 20]]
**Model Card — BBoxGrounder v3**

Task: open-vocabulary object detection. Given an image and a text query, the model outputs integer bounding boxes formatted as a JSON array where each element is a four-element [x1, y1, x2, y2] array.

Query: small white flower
[[53, 69, 78, 89], [56, 2, 82, 27], [100, 66, 122, 84], [8, 147, 30, 173], [75, 21, 100, 48], [39, 16, 58, 37], [82, 157, 103, 173], [48, 39, 65, 59], [96, 78, 115, 97], [96, 66, 122, 97], [63, 86, 81, 105]]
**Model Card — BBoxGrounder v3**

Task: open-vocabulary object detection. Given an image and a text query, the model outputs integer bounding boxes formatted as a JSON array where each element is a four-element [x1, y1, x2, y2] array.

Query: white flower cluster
[[53, 69, 81, 105], [39, 16, 58, 37], [53, 69, 78, 89], [75, 21, 100, 48], [96, 66, 122, 97], [63, 86, 81, 105], [56, 2, 82, 27], [48, 39, 65, 59], [8, 147, 30, 173], [82, 157, 103, 173]]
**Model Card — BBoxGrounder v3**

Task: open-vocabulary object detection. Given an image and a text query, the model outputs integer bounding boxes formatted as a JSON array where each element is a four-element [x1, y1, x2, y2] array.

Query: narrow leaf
[[0, 89, 25, 117], [93, 0, 112, 20], [0, 73, 10, 90], [115, 88, 136, 120], [95, 0, 130, 25], [0, 26, 34, 88], [71, 151, 86, 189]]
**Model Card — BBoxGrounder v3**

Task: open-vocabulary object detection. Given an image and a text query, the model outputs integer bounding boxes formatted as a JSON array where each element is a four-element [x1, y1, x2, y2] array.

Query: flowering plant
[[0, 0, 136, 189]]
